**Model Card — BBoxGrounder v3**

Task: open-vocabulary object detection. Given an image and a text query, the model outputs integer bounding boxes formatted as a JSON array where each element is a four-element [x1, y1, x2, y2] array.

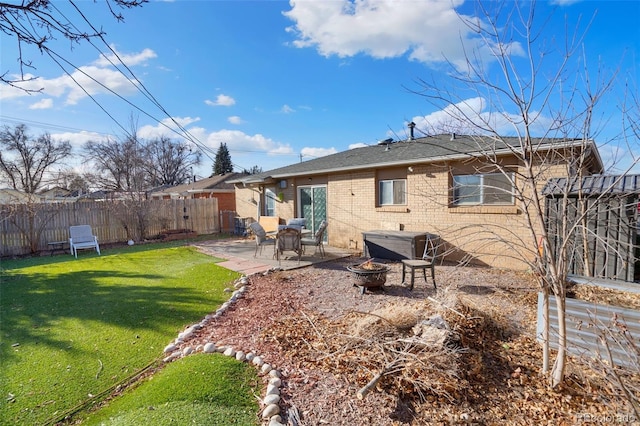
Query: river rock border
[[161, 270, 286, 426]]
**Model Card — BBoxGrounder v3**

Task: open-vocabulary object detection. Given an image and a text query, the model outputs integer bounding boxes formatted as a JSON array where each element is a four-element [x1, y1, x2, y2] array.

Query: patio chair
[[401, 234, 437, 290], [69, 225, 101, 258], [301, 220, 327, 258], [248, 222, 276, 257], [276, 226, 301, 265]]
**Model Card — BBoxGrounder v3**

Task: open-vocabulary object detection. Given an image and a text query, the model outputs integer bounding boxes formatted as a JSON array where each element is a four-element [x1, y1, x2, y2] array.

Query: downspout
[[256, 185, 263, 220]]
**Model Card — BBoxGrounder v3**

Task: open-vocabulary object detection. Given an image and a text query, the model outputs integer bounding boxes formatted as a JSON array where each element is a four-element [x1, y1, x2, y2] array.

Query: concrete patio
[[191, 237, 355, 275]]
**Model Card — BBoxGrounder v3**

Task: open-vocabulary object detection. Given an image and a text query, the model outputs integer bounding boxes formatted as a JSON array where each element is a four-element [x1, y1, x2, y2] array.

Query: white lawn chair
[[69, 225, 101, 258]]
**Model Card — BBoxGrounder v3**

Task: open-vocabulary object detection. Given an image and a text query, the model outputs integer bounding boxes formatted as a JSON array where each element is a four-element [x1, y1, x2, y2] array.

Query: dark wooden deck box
[[362, 230, 430, 260]]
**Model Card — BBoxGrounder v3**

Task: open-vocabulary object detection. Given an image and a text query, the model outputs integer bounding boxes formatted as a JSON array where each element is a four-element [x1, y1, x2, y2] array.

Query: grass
[[83, 354, 259, 426], [0, 241, 259, 425]]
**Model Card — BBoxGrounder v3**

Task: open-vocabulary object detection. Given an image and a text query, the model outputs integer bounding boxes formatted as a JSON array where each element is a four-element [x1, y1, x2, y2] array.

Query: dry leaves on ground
[[181, 256, 639, 425]]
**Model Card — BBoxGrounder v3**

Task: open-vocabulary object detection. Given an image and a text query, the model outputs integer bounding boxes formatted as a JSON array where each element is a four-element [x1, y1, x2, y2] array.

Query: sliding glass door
[[298, 185, 327, 239]]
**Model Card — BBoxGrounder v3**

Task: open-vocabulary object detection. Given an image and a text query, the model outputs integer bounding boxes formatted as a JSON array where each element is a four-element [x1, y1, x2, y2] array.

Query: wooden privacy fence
[[545, 193, 639, 283], [543, 175, 640, 283], [0, 198, 219, 257]]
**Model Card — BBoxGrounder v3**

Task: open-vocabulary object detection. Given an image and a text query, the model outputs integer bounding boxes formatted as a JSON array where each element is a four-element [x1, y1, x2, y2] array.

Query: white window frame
[[264, 188, 277, 216], [378, 179, 406, 206], [452, 172, 514, 206]]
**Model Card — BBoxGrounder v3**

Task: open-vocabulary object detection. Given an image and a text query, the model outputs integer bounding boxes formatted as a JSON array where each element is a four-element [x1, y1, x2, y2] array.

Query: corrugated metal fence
[[0, 198, 220, 256], [537, 293, 640, 369]]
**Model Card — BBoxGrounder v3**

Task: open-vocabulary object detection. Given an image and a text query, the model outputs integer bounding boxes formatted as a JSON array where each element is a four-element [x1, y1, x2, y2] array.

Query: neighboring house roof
[[229, 134, 604, 185], [543, 174, 640, 196], [150, 173, 244, 197], [0, 188, 31, 203], [39, 186, 71, 197]]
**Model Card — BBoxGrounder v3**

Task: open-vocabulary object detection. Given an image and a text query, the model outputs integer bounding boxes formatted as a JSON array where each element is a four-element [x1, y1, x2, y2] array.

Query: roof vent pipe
[[408, 121, 416, 141], [450, 132, 456, 141]]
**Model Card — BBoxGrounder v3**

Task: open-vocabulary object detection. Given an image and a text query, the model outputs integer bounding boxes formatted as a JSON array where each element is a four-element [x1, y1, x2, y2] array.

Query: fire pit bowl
[[347, 261, 390, 294]]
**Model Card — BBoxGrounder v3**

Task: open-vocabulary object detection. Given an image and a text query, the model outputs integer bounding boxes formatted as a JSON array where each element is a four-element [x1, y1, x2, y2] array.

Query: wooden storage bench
[[363, 230, 432, 260]]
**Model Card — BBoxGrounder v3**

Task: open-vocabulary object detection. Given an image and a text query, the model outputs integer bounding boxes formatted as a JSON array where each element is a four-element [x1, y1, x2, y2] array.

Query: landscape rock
[[266, 383, 280, 396], [263, 393, 280, 405], [269, 377, 282, 387], [261, 403, 280, 419], [261, 363, 272, 374]]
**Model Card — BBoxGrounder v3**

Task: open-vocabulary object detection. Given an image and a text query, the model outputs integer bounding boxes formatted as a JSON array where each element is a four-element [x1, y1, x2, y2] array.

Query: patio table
[[268, 227, 311, 237], [47, 240, 67, 256]]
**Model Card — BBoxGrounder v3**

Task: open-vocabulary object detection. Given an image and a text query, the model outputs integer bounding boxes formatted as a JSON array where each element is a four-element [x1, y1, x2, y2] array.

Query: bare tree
[[0, 0, 145, 89], [83, 134, 146, 192], [83, 121, 203, 241], [0, 125, 72, 253], [0, 124, 71, 194], [142, 136, 201, 187], [411, 1, 638, 388]]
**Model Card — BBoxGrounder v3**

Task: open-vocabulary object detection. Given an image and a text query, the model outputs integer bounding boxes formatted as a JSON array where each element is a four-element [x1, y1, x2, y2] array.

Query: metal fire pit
[[347, 262, 390, 294]]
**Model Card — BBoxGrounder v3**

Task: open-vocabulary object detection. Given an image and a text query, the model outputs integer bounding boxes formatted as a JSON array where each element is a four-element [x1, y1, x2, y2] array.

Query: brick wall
[[234, 159, 576, 270]]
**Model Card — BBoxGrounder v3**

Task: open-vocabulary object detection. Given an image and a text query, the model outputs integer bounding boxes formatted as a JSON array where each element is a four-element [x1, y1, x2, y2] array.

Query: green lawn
[[83, 354, 259, 426], [0, 242, 259, 425]]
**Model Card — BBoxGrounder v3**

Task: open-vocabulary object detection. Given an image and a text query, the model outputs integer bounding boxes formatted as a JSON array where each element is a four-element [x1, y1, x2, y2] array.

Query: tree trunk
[[541, 287, 550, 373], [551, 293, 567, 387]]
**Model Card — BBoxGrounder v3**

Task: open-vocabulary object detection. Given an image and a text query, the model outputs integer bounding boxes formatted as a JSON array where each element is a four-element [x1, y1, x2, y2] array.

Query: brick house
[[230, 134, 603, 269], [149, 173, 241, 212]]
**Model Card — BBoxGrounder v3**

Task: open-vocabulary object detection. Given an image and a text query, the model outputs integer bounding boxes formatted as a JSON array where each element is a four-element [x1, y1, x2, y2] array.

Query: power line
[[5, 1, 314, 174]]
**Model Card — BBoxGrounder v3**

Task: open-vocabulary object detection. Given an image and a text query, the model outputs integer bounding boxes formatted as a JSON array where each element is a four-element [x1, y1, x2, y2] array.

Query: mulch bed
[[179, 255, 639, 425]]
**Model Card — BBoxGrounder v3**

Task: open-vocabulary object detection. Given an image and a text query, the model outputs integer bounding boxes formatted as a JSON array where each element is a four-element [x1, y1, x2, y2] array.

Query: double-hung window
[[379, 179, 406, 205], [452, 173, 513, 205]]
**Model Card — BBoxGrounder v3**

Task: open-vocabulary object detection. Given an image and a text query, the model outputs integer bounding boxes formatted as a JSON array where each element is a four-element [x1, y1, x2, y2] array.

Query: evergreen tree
[[212, 142, 233, 175]]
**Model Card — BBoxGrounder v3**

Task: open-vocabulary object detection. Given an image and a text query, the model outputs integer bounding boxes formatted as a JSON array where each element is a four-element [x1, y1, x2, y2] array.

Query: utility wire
[[8, 2, 311, 171], [67, 1, 218, 162]]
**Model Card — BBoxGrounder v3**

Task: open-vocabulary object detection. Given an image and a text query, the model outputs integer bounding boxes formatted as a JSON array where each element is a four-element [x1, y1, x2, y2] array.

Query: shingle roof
[[152, 173, 243, 195], [543, 174, 640, 196], [231, 134, 603, 184]]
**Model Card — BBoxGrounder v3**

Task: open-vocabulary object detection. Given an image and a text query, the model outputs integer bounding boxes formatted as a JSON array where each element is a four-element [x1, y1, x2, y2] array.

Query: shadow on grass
[[1, 268, 211, 360], [0, 240, 240, 425]]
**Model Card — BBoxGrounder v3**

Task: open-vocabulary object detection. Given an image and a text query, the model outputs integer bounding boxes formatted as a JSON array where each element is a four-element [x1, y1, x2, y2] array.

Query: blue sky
[[1, 0, 639, 179]]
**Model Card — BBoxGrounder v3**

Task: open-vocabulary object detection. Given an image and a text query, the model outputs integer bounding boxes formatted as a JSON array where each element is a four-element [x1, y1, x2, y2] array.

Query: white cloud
[[138, 116, 202, 139], [205, 94, 236, 106], [281, 104, 295, 114], [29, 98, 54, 109], [227, 116, 244, 124], [51, 130, 108, 149], [2, 48, 154, 104], [348, 142, 368, 149], [0, 74, 44, 100], [63, 65, 141, 105], [301, 146, 337, 159], [94, 46, 157, 67], [205, 129, 292, 155], [411, 97, 556, 137], [284, 0, 522, 70]]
